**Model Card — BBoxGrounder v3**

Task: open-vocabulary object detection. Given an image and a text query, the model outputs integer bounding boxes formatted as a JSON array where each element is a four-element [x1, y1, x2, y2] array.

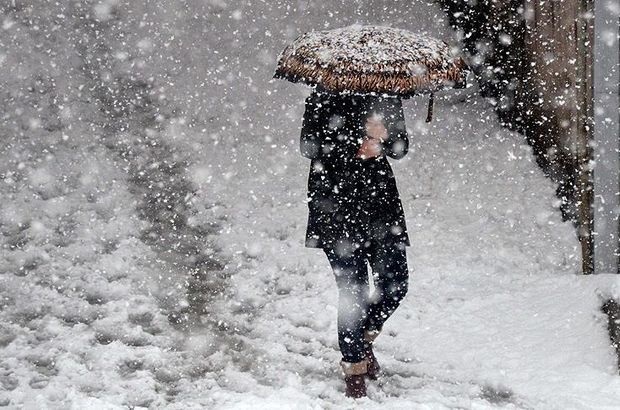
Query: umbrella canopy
[[274, 25, 468, 98]]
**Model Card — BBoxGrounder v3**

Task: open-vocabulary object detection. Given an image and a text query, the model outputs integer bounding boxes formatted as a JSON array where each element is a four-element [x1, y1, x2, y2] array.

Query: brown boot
[[364, 329, 381, 380], [340, 359, 368, 398]]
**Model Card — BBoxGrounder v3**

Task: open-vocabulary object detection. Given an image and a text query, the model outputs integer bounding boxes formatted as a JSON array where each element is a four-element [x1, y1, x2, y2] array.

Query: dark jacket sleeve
[[300, 92, 360, 162], [376, 98, 409, 160], [300, 93, 323, 159]]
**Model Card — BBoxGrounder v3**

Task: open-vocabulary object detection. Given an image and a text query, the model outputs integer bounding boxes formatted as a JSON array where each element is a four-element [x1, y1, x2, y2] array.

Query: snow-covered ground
[[1, 0, 619, 408]]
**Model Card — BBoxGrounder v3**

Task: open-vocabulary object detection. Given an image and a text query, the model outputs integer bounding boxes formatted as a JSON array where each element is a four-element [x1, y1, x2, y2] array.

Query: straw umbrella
[[274, 24, 468, 121]]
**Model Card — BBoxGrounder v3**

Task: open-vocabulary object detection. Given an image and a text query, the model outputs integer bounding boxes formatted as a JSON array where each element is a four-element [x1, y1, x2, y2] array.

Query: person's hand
[[355, 137, 383, 159], [355, 115, 387, 159], [365, 114, 388, 142]]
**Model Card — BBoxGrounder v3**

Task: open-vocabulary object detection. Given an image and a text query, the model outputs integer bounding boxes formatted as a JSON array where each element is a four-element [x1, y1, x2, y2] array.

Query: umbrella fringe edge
[[274, 55, 468, 97]]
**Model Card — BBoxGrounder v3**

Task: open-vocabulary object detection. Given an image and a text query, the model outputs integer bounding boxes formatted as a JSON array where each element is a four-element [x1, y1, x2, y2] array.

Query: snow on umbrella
[[274, 24, 469, 121]]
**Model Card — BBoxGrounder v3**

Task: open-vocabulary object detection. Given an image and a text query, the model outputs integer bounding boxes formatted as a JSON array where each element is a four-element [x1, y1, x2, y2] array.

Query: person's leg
[[364, 241, 409, 333], [323, 245, 369, 364], [323, 245, 370, 397]]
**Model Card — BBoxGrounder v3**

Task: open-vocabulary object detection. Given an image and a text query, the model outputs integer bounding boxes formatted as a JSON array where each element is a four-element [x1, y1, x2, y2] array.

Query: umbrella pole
[[425, 93, 434, 123]]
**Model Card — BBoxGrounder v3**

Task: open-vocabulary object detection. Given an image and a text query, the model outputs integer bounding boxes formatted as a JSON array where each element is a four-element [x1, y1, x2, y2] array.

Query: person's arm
[[300, 92, 358, 161], [375, 98, 409, 160], [300, 93, 326, 159]]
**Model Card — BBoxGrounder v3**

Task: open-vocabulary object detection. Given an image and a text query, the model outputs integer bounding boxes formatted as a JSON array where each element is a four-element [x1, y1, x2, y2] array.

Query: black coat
[[300, 90, 411, 251]]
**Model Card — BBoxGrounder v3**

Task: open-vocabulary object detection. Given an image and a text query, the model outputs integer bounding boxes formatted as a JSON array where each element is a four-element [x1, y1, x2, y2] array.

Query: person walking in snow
[[300, 87, 410, 398]]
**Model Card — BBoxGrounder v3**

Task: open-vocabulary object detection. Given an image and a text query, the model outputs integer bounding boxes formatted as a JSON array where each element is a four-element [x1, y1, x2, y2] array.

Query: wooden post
[[575, 0, 595, 274]]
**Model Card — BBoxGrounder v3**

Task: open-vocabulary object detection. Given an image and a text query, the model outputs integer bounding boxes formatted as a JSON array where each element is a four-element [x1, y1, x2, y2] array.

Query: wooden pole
[[575, 0, 595, 274]]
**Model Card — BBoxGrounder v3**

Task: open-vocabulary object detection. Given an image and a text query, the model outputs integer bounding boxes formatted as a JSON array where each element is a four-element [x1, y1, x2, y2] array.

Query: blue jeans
[[323, 240, 409, 363]]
